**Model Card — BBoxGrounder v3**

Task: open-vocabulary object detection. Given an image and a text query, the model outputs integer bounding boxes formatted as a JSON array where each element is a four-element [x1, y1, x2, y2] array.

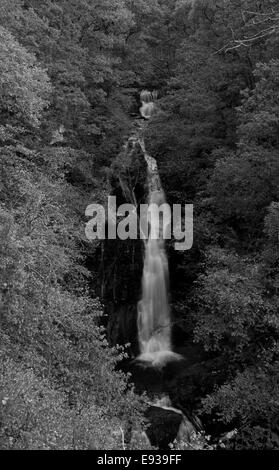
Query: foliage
[[140, 0, 279, 449], [0, 0, 146, 450], [0, 25, 51, 127], [170, 431, 215, 450], [193, 248, 268, 353], [0, 356, 134, 450], [1, 0, 279, 451], [201, 367, 279, 449]]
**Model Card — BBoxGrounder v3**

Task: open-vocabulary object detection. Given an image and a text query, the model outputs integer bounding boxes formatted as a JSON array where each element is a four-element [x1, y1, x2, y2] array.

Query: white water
[[137, 92, 181, 367]]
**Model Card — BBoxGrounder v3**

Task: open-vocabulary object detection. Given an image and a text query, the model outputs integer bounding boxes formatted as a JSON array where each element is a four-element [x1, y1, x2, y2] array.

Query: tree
[[0, 25, 51, 127], [0, 1, 146, 450]]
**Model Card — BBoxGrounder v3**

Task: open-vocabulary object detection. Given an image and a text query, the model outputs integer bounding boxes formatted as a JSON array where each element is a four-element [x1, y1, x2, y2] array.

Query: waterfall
[[139, 90, 157, 119], [136, 91, 181, 367]]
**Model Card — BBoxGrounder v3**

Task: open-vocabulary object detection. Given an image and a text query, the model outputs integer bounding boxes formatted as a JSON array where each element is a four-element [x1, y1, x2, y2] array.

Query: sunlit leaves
[[0, 26, 51, 127]]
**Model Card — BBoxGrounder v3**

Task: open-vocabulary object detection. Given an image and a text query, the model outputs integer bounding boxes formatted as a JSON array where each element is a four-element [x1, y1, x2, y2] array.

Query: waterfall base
[[137, 350, 183, 368]]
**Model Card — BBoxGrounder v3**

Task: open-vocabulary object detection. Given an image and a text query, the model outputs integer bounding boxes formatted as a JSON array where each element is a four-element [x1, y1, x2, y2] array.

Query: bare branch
[[214, 7, 279, 55], [214, 26, 279, 54]]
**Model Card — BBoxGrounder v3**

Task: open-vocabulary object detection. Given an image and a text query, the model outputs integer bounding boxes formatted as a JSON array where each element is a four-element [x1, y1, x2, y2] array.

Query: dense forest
[[0, 0, 279, 450]]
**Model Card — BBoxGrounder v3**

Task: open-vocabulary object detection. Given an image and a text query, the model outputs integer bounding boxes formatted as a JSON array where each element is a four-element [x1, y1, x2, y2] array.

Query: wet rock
[[145, 404, 183, 449], [144, 397, 199, 449]]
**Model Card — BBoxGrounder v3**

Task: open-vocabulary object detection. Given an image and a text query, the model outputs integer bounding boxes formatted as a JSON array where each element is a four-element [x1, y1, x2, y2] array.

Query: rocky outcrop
[[100, 122, 148, 350], [144, 396, 200, 449]]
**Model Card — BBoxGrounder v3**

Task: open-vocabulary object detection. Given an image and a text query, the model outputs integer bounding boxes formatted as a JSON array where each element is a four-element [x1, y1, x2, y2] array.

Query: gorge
[[1, 0, 278, 451], [100, 91, 200, 448]]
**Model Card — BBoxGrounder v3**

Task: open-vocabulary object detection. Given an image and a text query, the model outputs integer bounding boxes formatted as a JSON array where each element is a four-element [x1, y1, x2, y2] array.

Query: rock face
[[145, 405, 183, 449], [98, 128, 148, 352], [121, 355, 207, 449], [144, 396, 199, 449], [106, 303, 138, 351]]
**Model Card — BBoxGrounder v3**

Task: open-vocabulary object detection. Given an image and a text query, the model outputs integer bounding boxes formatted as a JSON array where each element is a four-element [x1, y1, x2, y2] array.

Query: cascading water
[[119, 92, 198, 449], [137, 91, 181, 367]]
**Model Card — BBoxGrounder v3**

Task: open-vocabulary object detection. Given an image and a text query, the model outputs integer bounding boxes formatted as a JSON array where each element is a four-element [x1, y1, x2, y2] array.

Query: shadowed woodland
[[0, 0, 279, 450]]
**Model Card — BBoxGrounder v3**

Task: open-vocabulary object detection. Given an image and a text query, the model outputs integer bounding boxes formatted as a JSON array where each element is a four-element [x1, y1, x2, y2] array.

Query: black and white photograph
[[0, 0, 279, 455]]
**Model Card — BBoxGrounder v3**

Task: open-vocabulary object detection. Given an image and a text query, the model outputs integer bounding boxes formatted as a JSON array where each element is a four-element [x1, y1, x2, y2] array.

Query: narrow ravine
[[105, 91, 201, 448]]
